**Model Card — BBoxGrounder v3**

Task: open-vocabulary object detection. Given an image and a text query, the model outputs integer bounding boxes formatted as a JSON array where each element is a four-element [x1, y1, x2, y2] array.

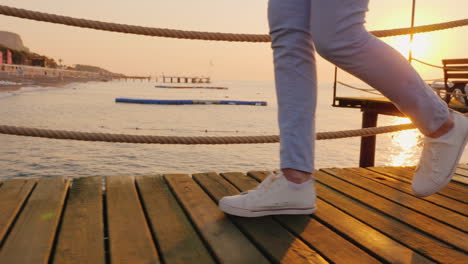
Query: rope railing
[[337, 81, 382, 96], [337, 78, 468, 99], [412, 58, 468, 71], [1, 5, 468, 42], [0, 5, 466, 145], [412, 58, 445, 69], [338, 79, 468, 98], [0, 123, 420, 144]]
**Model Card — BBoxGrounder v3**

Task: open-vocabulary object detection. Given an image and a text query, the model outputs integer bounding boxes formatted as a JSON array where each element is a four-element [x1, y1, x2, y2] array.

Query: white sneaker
[[218, 170, 317, 217], [412, 111, 468, 197]]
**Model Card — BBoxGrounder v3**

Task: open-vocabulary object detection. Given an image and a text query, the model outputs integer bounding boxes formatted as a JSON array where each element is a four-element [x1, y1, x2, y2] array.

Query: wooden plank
[[193, 172, 329, 264], [53, 176, 105, 264], [453, 166, 468, 186], [136, 175, 215, 264], [334, 97, 403, 116], [458, 164, 468, 170], [455, 167, 468, 177], [0, 178, 36, 245], [347, 167, 468, 216], [444, 66, 468, 71], [313, 176, 466, 264], [247, 171, 434, 264], [221, 172, 380, 264], [443, 58, 468, 64], [453, 167, 468, 185], [315, 170, 467, 252], [453, 175, 468, 185], [334, 96, 468, 114], [105, 176, 159, 264], [322, 168, 467, 232], [445, 73, 468, 79], [368, 166, 468, 203], [165, 174, 270, 264], [0, 177, 69, 264]]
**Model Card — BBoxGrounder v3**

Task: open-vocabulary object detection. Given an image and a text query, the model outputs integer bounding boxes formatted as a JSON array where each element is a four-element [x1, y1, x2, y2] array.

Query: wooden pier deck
[[0, 165, 467, 263]]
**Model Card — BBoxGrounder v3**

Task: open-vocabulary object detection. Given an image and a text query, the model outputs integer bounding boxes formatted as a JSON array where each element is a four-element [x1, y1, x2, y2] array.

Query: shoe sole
[[219, 201, 317, 217], [414, 119, 468, 197]]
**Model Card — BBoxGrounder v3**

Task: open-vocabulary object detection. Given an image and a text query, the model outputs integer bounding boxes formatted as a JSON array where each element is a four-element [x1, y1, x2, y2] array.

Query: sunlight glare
[[388, 34, 432, 59], [387, 117, 422, 166]]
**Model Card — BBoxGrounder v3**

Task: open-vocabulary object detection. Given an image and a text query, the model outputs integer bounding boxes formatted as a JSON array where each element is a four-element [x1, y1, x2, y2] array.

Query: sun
[[386, 34, 432, 59], [410, 34, 432, 57]]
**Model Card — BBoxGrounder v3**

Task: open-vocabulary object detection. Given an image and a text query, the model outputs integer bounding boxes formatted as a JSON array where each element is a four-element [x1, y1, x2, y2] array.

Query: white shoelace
[[241, 171, 281, 197]]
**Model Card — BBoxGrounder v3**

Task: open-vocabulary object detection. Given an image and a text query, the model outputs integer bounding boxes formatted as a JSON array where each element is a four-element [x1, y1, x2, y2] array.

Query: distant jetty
[[155, 85, 228, 90], [161, 75, 210, 84], [115, 98, 267, 106]]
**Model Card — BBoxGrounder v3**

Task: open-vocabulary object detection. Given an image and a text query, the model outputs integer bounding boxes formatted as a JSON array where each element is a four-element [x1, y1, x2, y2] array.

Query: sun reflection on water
[[386, 117, 422, 166]]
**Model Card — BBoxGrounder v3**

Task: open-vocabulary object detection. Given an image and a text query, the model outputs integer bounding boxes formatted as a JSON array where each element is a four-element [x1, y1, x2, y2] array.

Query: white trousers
[[269, 0, 449, 173]]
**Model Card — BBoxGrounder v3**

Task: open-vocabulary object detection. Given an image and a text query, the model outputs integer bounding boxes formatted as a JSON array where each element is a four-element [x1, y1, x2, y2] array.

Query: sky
[[0, 0, 467, 82]]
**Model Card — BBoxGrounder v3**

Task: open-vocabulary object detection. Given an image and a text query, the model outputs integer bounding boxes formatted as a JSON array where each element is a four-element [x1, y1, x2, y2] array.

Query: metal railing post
[[333, 66, 338, 106], [408, 0, 416, 63]]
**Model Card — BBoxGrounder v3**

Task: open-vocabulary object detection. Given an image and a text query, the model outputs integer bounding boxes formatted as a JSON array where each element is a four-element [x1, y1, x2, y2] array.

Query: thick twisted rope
[[370, 19, 468, 38], [1, 5, 467, 42], [0, 123, 417, 144], [339, 78, 468, 97], [337, 81, 382, 96], [412, 58, 468, 71], [0, 5, 268, 43], [0, 6, 466, 144], [412, 58, 446, 69]]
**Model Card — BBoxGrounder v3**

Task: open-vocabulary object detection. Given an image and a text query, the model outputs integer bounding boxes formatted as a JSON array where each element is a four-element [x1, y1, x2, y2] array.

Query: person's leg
[[218, 0, 318, 217], [269, 0, 317, 181], [310, 0, 467, 196], [311, 0, 448, 134]]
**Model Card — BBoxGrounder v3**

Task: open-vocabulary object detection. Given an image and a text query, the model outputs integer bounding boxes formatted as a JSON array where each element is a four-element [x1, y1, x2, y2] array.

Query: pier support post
[[359, 111, 378, 167]]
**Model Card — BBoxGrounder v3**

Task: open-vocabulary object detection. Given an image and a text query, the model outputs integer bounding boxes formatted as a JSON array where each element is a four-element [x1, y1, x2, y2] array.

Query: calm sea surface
[[1, 80, 466, 178]]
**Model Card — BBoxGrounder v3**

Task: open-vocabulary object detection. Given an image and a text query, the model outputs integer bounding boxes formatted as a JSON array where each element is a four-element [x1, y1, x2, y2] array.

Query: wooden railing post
[[359, 111, 378, 167]]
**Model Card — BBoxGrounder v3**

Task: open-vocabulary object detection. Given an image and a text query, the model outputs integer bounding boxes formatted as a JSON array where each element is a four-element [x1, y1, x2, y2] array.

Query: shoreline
[[0, 72, 108, 93]]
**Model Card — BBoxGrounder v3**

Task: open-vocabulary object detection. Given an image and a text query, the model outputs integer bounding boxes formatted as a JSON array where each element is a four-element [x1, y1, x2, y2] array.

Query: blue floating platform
[[115, 98, 267, 106]]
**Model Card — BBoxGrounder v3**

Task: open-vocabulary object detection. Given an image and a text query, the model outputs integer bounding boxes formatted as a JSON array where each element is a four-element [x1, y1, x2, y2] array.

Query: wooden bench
[[442, 58, 468, 105]]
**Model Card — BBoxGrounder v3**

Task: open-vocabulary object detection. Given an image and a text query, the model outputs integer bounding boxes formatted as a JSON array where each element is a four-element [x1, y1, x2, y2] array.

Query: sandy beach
[[0, 71, 107, 92]]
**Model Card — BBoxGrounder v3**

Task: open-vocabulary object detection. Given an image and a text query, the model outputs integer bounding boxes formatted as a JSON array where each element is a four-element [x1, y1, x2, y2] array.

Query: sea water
[[0, 80, 466, 178]]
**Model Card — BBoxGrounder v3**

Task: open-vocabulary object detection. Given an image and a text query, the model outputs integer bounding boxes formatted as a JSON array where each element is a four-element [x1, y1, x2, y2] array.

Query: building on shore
[[1, 63, 102, 79]]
